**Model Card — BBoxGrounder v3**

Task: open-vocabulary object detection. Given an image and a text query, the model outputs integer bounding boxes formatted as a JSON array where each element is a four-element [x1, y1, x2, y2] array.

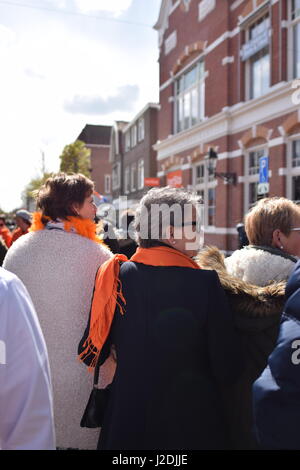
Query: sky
[[0, 0, 162, 212]]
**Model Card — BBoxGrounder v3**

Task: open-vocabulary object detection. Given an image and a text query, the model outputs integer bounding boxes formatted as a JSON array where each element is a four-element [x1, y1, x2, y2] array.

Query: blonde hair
[[245, 197, 300, 246]]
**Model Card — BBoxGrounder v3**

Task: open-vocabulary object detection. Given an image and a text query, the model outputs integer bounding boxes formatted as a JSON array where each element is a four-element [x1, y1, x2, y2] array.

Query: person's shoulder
[[120, 261, 218, 280], [0, 267, 22, 297]]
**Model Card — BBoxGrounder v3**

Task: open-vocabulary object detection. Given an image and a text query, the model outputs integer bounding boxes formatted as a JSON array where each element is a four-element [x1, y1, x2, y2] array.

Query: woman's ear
[[71, 203, 80, 216], [165, 224, 175, 241], [163, 224, 175, 246], [272, 228, 283, 249]]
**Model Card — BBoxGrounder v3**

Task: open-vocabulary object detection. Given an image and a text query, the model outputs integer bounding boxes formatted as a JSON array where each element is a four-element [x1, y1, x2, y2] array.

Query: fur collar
[[224, 245, 296, 287], [197, 246, 287, 319]]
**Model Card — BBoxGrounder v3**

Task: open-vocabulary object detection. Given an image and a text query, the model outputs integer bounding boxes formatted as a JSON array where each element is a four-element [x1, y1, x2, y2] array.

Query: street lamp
[[205, 148, 237, 185]]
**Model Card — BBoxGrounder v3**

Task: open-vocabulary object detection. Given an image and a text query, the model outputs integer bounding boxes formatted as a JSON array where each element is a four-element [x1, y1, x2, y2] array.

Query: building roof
[[77, 124, 112, 145]]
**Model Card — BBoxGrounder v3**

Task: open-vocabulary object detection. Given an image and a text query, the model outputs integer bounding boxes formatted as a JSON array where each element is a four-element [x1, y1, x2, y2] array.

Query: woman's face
[[73, 194, 97, 221]]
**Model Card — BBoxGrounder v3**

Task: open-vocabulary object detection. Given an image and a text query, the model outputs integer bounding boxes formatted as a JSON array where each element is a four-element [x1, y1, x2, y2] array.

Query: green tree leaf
[[59, 140, 91, 177]]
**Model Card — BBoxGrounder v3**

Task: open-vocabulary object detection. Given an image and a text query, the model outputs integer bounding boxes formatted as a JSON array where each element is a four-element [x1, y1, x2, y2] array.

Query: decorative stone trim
[[222, 56, 235, 66], [240, 124, 272, 147], [240, 0, 268, 20], [281, 112, 300, 136], [171, 40, 206, 75]]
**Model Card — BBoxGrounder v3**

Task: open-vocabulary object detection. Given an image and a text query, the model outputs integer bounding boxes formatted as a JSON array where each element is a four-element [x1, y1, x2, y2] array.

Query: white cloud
[[64, 85, 139, 115], [74, 0, 133, 16], [0, 1, 159, 212], [0, 24, 16, 48]]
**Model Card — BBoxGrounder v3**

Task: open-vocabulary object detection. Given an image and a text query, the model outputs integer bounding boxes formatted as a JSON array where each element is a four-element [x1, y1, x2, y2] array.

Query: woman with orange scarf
[[79, 187, 242, 450], [4, 173, 112, 450]]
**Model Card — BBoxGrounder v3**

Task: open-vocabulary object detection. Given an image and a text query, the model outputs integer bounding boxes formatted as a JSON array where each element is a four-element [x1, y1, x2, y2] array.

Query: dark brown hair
[[36, 173, 94, 222]]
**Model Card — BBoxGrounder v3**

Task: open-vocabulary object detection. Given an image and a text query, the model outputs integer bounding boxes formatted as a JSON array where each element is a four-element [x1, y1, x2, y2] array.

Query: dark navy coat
[[83, 261, 242, 450], [253, 260, 300, 449]]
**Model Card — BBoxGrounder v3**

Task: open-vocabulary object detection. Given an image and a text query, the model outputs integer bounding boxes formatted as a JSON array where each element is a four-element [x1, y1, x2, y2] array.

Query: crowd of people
[[1, 172, 300, 450]]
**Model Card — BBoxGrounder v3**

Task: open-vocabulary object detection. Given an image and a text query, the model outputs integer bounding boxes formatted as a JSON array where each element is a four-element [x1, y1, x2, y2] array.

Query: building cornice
[[154, 81, 296, 160], [123, 103, 160, 133]]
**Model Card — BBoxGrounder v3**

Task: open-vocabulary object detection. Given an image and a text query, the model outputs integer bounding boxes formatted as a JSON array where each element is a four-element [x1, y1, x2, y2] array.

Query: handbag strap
[[93, 352, 101, 387]]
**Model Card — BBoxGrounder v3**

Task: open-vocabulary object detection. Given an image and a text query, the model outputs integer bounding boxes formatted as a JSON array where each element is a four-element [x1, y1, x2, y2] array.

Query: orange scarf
[[79, 246, 201, 369], [29, 212, 105, 245]]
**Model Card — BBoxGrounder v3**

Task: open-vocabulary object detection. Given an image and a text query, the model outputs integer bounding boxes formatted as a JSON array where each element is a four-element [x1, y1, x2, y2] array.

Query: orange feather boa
[[29, 212, 105, 246]]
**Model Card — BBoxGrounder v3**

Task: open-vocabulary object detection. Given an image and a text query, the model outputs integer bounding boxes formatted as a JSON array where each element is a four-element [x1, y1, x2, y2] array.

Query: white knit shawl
[[3, 229, 113, 449]]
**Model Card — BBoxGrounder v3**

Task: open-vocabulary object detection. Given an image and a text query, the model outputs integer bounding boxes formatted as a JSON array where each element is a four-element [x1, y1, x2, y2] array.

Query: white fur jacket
[[197, 245, 297, 322]]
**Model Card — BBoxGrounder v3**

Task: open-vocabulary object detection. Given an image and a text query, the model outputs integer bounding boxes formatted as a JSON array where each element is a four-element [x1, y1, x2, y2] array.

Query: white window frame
[[131, 163, 136, 192], [243, 144, 268, 213], [138, 118, 145, 142], [244, 13, 270, 101], [174, 59, 205, 134], [112, 162, 121, 191], [124, 167, 130, 194], [131, 125, 137, 148], [104, 174, 111, 194], [137, 159, 144, 190], [286, 133, 300, 202], [193, 161, 217, 228], [125, 131, 131, 151], [288, 0, 300, 80]]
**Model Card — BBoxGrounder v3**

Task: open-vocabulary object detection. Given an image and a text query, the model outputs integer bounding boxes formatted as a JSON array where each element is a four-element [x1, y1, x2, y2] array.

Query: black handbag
[[80, 354, 111, 428]]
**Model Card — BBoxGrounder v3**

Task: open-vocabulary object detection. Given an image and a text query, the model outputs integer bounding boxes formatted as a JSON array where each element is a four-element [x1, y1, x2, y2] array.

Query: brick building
[[154, 0, 300, 252], [109, 120, 129, 210], [77, 124, 112, 200], [122, 103, 159, 211]]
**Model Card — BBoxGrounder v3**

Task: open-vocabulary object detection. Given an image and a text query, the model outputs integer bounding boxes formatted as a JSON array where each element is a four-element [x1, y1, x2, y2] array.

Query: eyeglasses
[[173, 220, 202, 233]]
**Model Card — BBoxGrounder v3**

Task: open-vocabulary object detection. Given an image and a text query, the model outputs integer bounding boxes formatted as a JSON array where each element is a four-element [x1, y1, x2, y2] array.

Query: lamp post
[[205, 148, 237, 185]]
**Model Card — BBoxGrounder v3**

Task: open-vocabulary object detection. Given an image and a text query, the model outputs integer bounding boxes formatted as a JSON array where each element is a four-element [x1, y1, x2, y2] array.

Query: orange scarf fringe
[[29, 212, 105, 245], [79, 246, 201, 370]]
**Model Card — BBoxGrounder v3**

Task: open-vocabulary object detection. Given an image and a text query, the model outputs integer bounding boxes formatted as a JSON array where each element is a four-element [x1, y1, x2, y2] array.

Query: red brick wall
[[158, 84, 173, 141], [89, 146, 112, 195]]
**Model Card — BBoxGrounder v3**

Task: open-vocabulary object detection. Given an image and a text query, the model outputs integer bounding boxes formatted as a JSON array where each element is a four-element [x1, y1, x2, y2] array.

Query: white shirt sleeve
[[0, 268, 55, 450]]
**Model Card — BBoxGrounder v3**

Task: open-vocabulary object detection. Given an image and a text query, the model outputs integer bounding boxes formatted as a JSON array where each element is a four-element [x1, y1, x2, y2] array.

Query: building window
[[292, 139, 300, 167], [249, 148, 264, 175], [137, 159, 144, 189], [287, 136, 300, 201], [112, 163, 120, 191], [124, 167, 130, 194], [131, 125, 137, 147], [131, 163, 136, 192], [208, 188, 216, 226], [175, 60, 205, 133], [195, 164, 205, 185], [250, 48, 270, 99], [292, 0, 300, 78], [104, 175, 111, 194], [249, 182, 259, 208], [244, 147, 267, 211], [293, 176, 300, 202], [242, 14, 270, 100], [193, 162, 216, 227], [138, 118, 145, 142], [125, 132, 131, 151]]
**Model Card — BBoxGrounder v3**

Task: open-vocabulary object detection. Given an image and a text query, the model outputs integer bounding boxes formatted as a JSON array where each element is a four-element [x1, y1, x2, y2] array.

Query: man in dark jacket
[[253, 260, 300, 449]]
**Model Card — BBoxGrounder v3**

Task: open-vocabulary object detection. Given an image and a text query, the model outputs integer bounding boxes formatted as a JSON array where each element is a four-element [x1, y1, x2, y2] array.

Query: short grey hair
[[134, 187, 202, 248]]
